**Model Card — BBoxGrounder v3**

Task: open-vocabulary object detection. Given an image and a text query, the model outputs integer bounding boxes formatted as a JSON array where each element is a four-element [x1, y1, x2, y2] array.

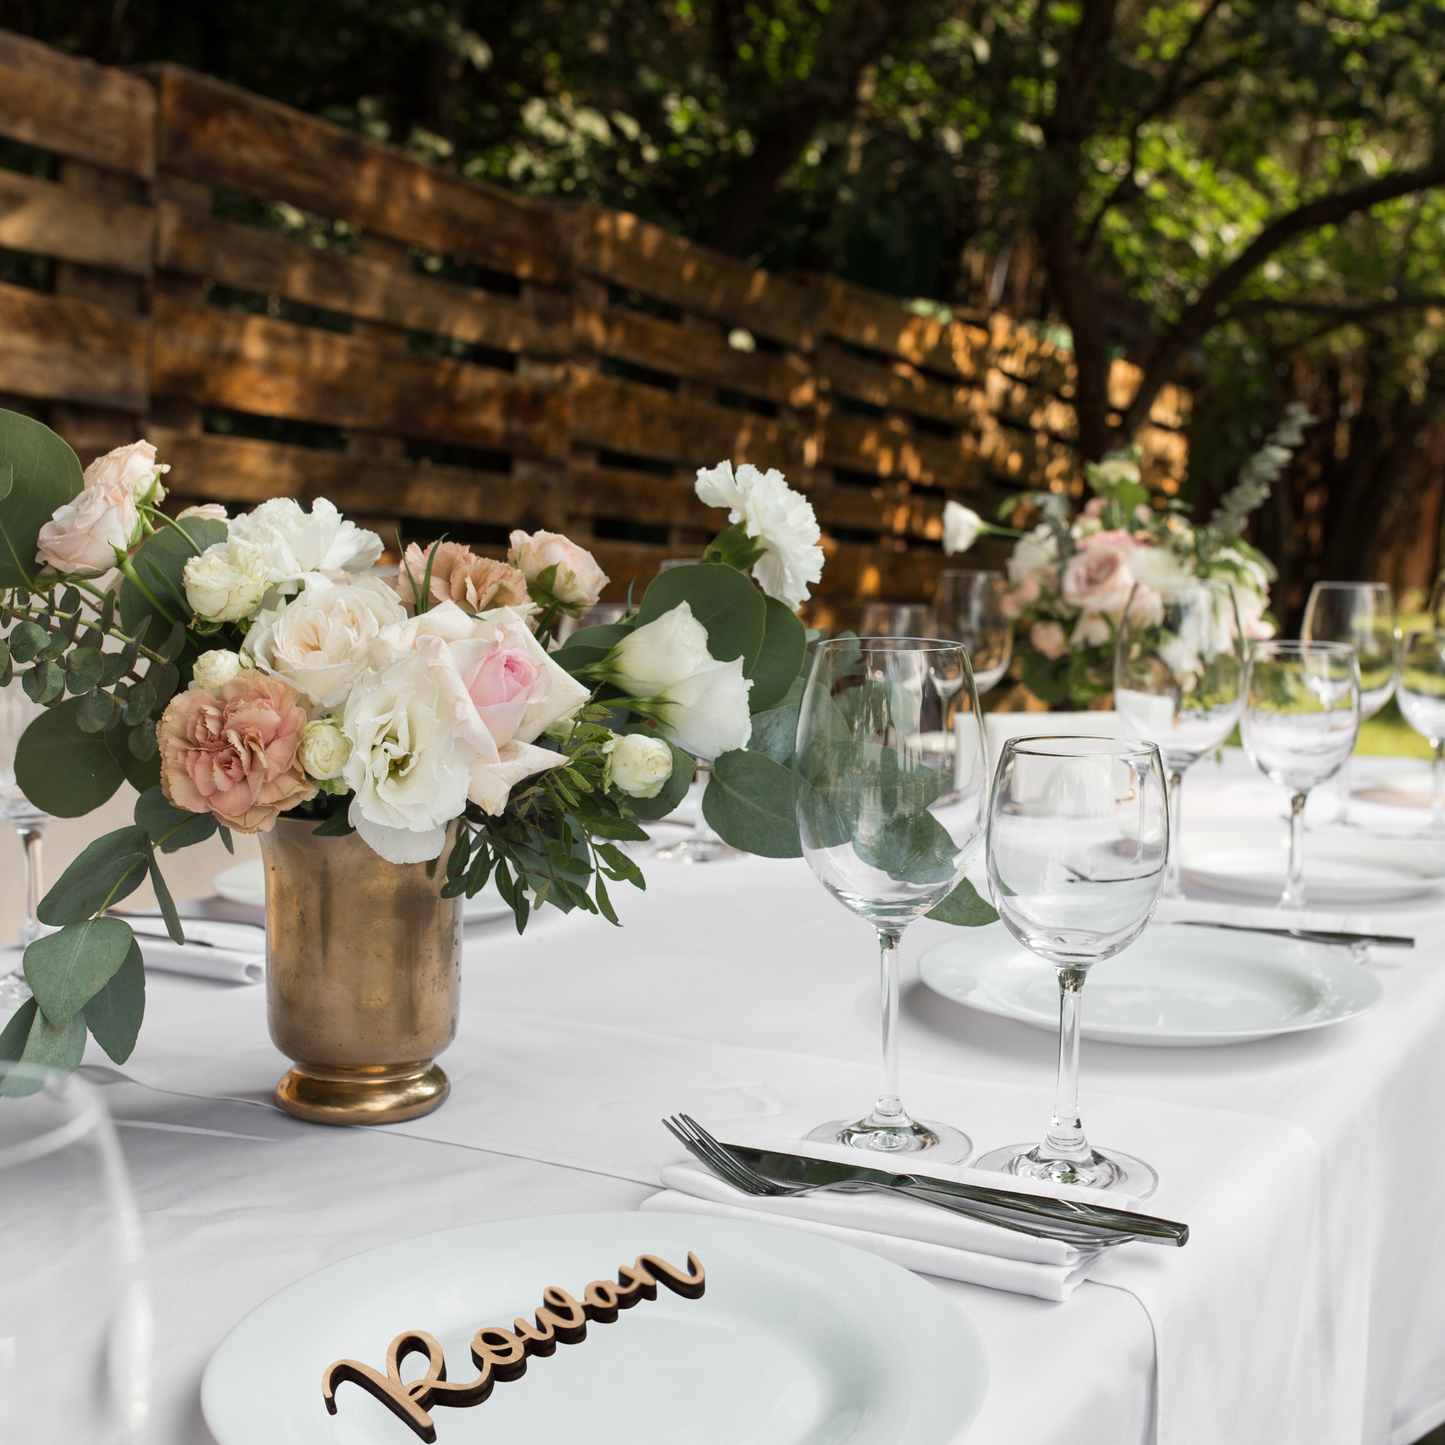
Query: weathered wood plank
[[149, 65, 566, 285], [155, 205, 571, 355], [821, 411, 984, 491], [149, 296, 568, 458], [819, 343, 983, 427], [817, 277, 990, 383], [1108, 359, 1191, 429], [571, 205, 818, 348], [0, 170, 153, 275], [571, 369, 806, 472], [0, 32, 155, 178], [986, 314, 1071, 392], [0, 282, 148, 410]]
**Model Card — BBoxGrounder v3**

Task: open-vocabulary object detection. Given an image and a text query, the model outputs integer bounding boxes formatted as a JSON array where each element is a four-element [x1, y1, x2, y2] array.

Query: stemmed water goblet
[[1396, 630, 1445, 833], [1114, 580, 1244, 897], [976, 737, 1168, 1195], [0, 678, 50, 1006], [1239, 641, 1361, 909], [795, 637, 988, 1157], [1301, 582, 1398, 826], [932, 570, 1014, 696]]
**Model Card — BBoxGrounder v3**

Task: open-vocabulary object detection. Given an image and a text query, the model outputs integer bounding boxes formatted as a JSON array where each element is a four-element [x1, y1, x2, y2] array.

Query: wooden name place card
[[322, 1251, 706, 1442]]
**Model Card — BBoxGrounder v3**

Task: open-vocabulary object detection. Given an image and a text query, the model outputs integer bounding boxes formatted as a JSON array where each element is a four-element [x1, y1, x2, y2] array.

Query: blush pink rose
[[1030, 621, 1068, 660], [463, 642, 550, 749], [84, 440, 168, 505], [35, 479, 139, 575], [157, 672, 316, 832], [1061, 543, 1135, 615], [507, 529, 609, 617]]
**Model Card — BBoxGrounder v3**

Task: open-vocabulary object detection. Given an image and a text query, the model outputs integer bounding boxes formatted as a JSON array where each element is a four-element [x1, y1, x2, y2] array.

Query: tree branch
[[1121, 157, 1445, 436]]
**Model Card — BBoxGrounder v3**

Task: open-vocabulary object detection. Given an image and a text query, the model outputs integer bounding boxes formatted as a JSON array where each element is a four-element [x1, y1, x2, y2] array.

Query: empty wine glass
[[1240, 640, 1361, 908], [976, 737, 1168, 1196], [932, 570, 1014, 694], [1114, 580, 1244, 897], [796, 637, 988, 1156], [0, 679, 50, 1007], [1, 1061, 151, 1443], [1302, 582, 1398, 825], [1397, 630, 1445, 832], [860, 603, 935, 637]]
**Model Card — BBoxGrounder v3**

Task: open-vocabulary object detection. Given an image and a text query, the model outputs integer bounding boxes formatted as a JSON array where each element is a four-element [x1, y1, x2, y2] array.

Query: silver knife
[[722, 1141, 1189, 1246], [1173, 921, 1413, 948]]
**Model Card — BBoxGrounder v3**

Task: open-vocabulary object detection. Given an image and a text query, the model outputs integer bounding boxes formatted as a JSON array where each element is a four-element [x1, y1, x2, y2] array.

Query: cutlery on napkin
[[642, 1130, 1157, 1301], [110, 913, 265, 985]]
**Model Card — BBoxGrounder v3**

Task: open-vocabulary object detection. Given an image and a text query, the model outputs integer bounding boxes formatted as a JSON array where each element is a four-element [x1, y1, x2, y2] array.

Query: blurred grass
[[1358, 695, 1432, 759]]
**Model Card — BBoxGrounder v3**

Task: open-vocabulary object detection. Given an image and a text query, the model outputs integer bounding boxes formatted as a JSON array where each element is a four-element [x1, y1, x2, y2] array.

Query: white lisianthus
[[244, 576, 407, 709], [1128, 545, 1189, 591], [84, 440, 169, 508], [1006, 524, 1058, 586], [695, 460, 823, 610], [298, 716, 351, 786], [188, 649, 245, 696], [183, 539, 270, 622], [607, 732, 674, 799], [227, 497, 383, 596], [602, 603, 711, 698], [341, 651, 471, 864], [648, 657, 753, 760], [942, 501, 982, 556]]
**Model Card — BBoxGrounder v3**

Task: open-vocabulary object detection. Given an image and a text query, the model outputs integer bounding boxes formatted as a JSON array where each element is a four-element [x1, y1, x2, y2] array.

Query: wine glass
[[1113, 580, 1244, 897], [932, 570, 1014, 694], [1396, 630, 1445, 832], [0, 1061, 151, 1443], [976, 737, 1168, 1196], [1240, 641, 1361, 908], [0, 679, 50, 1006], [795, 637, 988, 1156], [1302, 582, 1398, 825]]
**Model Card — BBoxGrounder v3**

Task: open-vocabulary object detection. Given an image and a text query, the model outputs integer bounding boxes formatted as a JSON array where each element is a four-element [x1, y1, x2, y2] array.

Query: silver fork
[[662, 1115, 1134, 1249]]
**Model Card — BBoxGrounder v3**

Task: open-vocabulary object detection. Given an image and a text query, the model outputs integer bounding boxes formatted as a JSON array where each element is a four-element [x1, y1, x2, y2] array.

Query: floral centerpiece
[[943, 405, 1315, 709], [5, 412, 990, 1085]]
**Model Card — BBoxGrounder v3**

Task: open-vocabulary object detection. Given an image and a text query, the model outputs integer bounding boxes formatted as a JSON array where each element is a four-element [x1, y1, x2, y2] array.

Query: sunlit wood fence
[[0, 29, 1189, 605]]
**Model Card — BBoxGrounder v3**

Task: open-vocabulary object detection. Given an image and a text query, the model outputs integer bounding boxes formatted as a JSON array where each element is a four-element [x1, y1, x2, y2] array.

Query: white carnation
[[227, 497, 383, 596], [695, 460, 823, 610], [942, 502, 981, 556], [188, 649, 245, 696], [183, 539, 270, 622], [608, 732, 674, 799]]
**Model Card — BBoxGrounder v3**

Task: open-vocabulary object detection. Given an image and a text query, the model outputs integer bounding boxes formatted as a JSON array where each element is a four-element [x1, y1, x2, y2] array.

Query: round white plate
[[1180, 829, 1445, 903], [201, 1211, 988, 1445], [212, 857, 512, 924], [918, 922, 1382, 1047]]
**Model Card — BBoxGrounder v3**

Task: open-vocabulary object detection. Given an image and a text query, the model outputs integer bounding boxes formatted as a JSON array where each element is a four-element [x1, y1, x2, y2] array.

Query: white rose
[[84, 440, 169, 507], [648, 657, 753, 760], [227, 497, 383, 595], [1091, 456, 1140, 491], [341, 651, 471, 864], [298, 717, 351, 781], [695, 460, 824, 610], [1006, 525, 1057, 586], [245, 576, 407, 709], [188, 649, 245, 696], [35, 479, 138, 575], [942, 501, 982, 556], [602, 603, 711, 697], [176, 503, 228, 523], [1128, 545, 1190, 591], [183, 539, 270, 622], [507, 529, 609, 616], [608, 732, 674, 799]]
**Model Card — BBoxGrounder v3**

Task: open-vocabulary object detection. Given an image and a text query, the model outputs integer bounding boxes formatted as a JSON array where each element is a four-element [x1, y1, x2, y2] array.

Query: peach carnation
[[395, 541, 530, 615], [158, 672, 316, 832]]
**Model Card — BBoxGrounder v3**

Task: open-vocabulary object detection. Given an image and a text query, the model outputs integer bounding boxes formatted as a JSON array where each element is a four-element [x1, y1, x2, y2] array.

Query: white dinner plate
[[212, 857, 512, 923], [1180, 828, 1445, 903], [918, 922, 1382, 1047], [201, 1211, 988, 1445]]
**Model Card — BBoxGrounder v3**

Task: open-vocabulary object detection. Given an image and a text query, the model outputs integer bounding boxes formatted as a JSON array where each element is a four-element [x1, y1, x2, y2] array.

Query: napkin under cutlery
[[642, 1133, 1142, 1301], [116, 913, 265, 985]]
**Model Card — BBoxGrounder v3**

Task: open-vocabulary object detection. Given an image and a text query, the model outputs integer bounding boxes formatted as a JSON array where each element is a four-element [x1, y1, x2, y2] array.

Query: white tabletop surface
[[29, 749, 1445, 1445]]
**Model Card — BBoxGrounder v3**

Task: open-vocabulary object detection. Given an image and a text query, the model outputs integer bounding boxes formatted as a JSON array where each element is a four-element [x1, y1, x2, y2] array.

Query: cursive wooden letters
[[323, 1251, 705, 1441]]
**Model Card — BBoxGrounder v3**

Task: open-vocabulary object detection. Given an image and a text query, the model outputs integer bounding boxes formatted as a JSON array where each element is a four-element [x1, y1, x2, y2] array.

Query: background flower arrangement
[[945, 405, 1317, 710], [0, 412, 882, 1083]]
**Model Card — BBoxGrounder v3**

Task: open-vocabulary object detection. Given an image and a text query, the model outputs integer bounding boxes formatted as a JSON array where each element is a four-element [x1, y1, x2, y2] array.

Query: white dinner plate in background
[[1180, 829, 1445, 903], [918, 922, 1382, 1047], [201, 1211, 988, 1445], [212, 857, 512, 923]]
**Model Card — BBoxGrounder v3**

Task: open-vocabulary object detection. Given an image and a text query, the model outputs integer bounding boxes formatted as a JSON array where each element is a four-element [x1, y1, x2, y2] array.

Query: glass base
[[0, 965, 32, 1010], [807, 1116, 972, 1163], [975, 1142, 1157, 1198], [652, 836, 742, 864]]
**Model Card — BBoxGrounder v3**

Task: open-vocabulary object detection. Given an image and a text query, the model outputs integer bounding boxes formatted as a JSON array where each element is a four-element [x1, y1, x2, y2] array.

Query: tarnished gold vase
[[260, 818, 461, 1125]]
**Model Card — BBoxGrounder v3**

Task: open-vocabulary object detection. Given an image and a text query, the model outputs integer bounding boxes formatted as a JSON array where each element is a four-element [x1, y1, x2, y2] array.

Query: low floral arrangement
[[0, 411, 864, 1080], [943, 405, 1315, 709]]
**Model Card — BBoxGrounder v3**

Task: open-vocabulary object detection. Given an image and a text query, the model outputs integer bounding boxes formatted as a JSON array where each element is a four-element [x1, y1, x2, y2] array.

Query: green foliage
[[24, 917, 135, 1027], [15, 696, 126, 816], [635, 564, 766, 673], [37, 826, 150, 926], [0, 411, 83, 589], [134, 784, 217, 852], [926, 878, 999, 927], [83, 940, 146, 1065], [118, 517, 227, 636], [747, 598, 808, 713], [703, 749, 802, 858]]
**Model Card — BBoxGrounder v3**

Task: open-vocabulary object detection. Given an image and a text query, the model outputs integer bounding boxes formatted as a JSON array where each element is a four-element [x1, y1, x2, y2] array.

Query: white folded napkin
[[641, 1133, 1142, 1302], [120, 915, 265, 985]]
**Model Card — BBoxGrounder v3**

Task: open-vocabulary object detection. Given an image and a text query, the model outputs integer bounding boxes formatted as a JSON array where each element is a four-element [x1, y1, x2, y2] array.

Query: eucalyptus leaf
[[83, 939, 146, 1064], [76, 687, 118, 732], [24, 917, 135, 1026], [22, 658, 63, 704], [8, 620, 48, 662], [854, 807, 961, 887], [926, 878, 1000, 926], [37, 825, 150, 926], [635, 563, 766, 672], [118, 516, 227, 635], [702, 748, 802, 857], [64, 646, 103, 694], [134, 784, 217, 852], [15, 696, 125, 816], [746, 680, 805, 767], [18, 1006, 87, 1076], [0, 460, 11, 502], [312, 810, 356, 837], [0, 410, 84, 590], [746, 596, 807, 712], [0, 998, 35, 1064], [145, 846, 185, 944], [551, 621, 632, 673]]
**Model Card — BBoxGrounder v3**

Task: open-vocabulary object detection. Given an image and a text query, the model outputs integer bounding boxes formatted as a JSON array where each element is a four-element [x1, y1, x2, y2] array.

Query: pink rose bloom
[[1061, 543, 1135, 615], [157, 672, 316, 832], [176, 503, 228, 522], [463, 641, 551, 750], [36, 479, 139, 575], [1031, 621, 1068, 660], [508, 529, 609, 617], [1002, 573, 1041, 619], [84, 439, 168, 506], [395, 540, 530, 615]]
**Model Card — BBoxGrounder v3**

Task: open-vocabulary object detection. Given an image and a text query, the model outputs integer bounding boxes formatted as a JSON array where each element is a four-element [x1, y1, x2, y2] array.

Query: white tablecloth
[[65, 750, 1445, 1445]]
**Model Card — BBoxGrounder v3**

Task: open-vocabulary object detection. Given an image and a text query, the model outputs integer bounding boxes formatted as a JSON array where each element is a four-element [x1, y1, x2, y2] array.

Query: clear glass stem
[[1433, 742, 1445, 832], [1039, 967, 1090, 1162], [865, 928, 907, 1129], [18, 823, 44, 947], [1281, 790, 1309, 910], [1164, 766, 1185, 898], [1337, 755, 1352, 827]]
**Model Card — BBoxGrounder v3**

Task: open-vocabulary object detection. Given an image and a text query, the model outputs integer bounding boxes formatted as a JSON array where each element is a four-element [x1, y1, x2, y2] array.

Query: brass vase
[[260, 818, 461, 1125]]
